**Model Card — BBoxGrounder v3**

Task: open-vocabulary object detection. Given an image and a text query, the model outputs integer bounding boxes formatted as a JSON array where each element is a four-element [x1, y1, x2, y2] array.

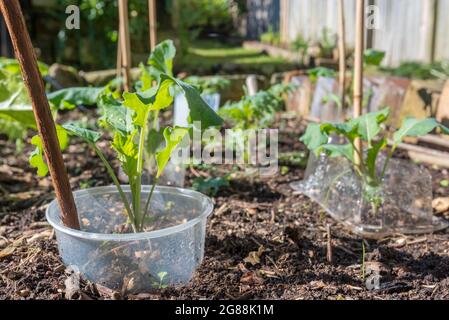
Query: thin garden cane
[[0, 1, 80, 229], [148, 0, 157, 51], [353, 0, 365, 168], [118, 0, 132, 92], [338, 0, 347, 110]]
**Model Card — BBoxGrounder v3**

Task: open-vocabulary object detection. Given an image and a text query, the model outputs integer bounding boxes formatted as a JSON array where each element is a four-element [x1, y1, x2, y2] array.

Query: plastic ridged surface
[[291, 154, 448, 238], [46, 186, 213, 292]]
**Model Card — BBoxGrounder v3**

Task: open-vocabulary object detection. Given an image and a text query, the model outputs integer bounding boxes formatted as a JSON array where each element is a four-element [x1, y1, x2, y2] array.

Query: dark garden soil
[[1, 112, 449, 300]]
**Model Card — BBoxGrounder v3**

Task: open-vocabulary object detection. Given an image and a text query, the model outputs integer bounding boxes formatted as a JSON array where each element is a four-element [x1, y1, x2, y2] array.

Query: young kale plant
[[219, 83, 296, 130], [30, 40, 223, 232], [301, 107, 449, 211]]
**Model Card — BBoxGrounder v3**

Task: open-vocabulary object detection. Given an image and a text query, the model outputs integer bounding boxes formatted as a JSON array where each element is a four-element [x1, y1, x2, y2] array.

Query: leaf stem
[[380, 145, 395, 180], [91, 143, 136, 232], [142, 177, 159, 230]]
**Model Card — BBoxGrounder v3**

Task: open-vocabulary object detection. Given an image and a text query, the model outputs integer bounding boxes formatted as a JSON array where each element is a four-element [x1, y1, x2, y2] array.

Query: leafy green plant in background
[[184, 76, 230, 95], [52, 0, 149, 70], [291, 33, 309, 65], [307, 67, 337, 84], [192, 175, 230, 196], [219, 83, 296, 130], [320, 28, 337, 58], [313, 49, 386, 113], [382, 61, 449, 80], [260, 26, 281, 46], [30, 40, 223, 233], [0, 58, 49, 150], [300, 107, 449, 213], [173, 0, 235, 56]]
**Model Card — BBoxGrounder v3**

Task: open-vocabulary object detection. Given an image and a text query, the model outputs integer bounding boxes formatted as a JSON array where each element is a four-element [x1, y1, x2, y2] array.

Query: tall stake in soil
[[353, 0, 365, 166], [338, 0, 346, 110], [0, 1, 80, 229], [148, 0, 157, 51], [118, 0, 132, 92]]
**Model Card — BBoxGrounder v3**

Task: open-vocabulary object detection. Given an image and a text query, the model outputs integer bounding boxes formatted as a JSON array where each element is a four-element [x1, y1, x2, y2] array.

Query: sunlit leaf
[[147, 40, 176, 81], [393, 117, 449, 145], [155, 127, 188, 178], [47, 87, 104, 110], [316, 143, 354, 163], [160, 74, 223, 128], [29, 125, 68, 177], [300, 123, 328, 150], [62, 123, 102, 143]]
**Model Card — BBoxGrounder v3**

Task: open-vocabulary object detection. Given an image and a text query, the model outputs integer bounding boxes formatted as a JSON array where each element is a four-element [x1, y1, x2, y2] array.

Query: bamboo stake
[[148, 0, 157, 51], [118, 0, 132, 92], [116, 32, 122, 84], [338, 0, 346, 110], [353, 0, 365, 165], [0, 1, 79, 229]]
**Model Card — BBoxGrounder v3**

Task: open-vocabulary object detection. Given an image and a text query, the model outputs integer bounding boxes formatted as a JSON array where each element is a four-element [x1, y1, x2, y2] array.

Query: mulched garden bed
[[1, 114, 449, 300]]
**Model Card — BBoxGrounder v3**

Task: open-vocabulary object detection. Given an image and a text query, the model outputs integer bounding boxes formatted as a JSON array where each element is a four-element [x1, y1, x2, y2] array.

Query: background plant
[[219, 83, 296, 130], [301, 108, 449, 208]]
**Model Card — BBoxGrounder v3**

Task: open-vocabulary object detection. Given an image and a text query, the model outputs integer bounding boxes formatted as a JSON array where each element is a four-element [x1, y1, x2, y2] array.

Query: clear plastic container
[[291, 155, 448, 238], [46, 186, 213, 293]]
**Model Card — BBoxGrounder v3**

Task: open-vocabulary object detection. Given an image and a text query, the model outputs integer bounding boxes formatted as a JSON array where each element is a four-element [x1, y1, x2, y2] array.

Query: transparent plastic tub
[[46, 186, 213, 293], [291, 155, 448, 238]]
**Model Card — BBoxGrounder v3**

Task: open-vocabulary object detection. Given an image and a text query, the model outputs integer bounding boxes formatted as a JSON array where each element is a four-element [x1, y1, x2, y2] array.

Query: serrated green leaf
[[29, 135, 47, 177], [156, 127, 188, 178], [98, 94, 135, 136], [159, 74, 223, 128], [366, 138, 387, 180], [47, 87, 103, 110], [353, 108, 390, 143], [29, 125, 68, 177], [300, 123, 328, 150], [147, 40, 176, 81], [123, 92, 151, 127], [393, 117, 449, 145], [321, 121, 359, 140], [62, 123, 102, 143], [147, 128, 165, 155], [111, 130, 138, 178], [317, 143, 354, 163], [364, 49, 385, 66], [153, 79, 174, 110]]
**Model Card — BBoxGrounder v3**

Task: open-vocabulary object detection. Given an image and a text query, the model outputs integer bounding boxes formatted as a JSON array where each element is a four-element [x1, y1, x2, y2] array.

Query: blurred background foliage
[[27, 0, 244, 71]]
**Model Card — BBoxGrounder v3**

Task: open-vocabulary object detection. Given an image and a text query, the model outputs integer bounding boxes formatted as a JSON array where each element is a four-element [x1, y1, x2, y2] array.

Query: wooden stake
[[326, 224, 333, 264], [338, 0, 346, 110], [118, 0, 132, 92], [148, 0, 157, 51], [0, 1, 79, 229], [116, 32, 122, 84], [353, 0, 365, 165]]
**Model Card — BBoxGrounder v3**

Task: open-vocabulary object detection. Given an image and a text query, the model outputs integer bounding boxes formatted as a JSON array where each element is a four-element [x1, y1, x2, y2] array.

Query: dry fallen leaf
[[243, 245, 265, 266], [432, 197, 449, 214], [240, 271, 264, 285], [0, 246, 16, 259]]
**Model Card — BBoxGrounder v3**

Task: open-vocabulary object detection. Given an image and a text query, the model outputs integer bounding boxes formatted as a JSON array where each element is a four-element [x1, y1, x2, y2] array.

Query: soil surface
[[1, 112, 449, 300]]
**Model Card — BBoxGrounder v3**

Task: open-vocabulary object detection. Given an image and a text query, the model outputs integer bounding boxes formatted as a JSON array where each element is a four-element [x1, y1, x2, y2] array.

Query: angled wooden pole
[[118, 0, 132, 92], [338, 0, 346, 110], [0, 1, 79, 229], [353, 0, 365, 165], [148, 0, 157, 51]]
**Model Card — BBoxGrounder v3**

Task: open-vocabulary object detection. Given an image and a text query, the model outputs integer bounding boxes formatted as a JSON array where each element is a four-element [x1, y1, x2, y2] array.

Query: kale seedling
[[301, 107, 449, 212], [30, 40, 223, 232]]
